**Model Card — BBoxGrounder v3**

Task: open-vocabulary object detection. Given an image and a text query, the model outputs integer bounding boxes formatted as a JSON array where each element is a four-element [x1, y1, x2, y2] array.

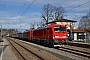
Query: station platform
[[67, 41, 90, 48], [0, 38, 17, 60]]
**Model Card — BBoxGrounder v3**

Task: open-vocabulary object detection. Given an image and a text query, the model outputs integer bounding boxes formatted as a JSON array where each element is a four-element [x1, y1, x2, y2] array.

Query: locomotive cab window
[[54, 26, 66, 32], [54, 27, 60, 32], [60, 27, 66, 32]]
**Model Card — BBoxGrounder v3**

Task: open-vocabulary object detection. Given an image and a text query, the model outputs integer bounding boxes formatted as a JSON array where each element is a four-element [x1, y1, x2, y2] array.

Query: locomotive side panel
[[46, 28, 53, 40], [33, 27, 53, 40]]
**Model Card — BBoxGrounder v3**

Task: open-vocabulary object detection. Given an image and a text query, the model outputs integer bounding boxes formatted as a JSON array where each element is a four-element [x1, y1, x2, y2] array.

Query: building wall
[[68, 32, 90, 43], [56, 22, 75, 29], [72, 32, 88, 41], [86, 33, 90, 42], [73, 33, 77, 40]]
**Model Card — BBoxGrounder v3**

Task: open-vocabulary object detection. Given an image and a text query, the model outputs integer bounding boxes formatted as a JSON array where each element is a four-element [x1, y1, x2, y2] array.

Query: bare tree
[[42, 3, 66, 23], [54, 6, 66, 20], [86, 12, 90, 30], [78, 12, 90, 30], [42, 3, 53, 23]]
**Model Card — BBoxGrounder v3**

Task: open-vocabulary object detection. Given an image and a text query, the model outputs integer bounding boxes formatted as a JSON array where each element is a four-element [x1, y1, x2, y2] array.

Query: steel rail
[[7, 38, 26, 60], [7, 38, 44, 60], [58, 47, 90, 58]]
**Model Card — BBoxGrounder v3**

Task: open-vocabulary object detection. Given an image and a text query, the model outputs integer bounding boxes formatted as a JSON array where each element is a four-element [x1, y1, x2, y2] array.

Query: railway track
[[57, 45, 90, 58], [7, 38, 44, 60], [17, 39, 90, 60], [6, 37, 90, 60], [7, 37, 60, 60]]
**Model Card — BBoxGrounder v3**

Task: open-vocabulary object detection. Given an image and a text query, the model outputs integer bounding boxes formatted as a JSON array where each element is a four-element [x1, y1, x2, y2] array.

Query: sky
[[0, 0, 90, 32]]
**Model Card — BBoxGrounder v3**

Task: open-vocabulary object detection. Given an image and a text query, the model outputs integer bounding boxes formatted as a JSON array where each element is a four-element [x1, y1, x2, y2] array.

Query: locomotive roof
[[46, 19, 77, 24], [47, 24, 64, 27], [34, 24, 66, 30]]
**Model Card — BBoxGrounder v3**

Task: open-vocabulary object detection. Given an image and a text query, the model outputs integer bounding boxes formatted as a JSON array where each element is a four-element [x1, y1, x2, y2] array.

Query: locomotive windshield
[[54, 26, 66, 32]]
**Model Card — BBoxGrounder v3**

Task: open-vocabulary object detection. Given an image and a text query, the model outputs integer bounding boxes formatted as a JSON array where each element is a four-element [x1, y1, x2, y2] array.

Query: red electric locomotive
[[32, 24, 68, 47]]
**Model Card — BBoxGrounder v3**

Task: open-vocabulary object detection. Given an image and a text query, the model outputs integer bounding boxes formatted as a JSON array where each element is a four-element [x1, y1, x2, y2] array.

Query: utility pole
[[1, 23, 3, 37], [20, 18, 22, 28]]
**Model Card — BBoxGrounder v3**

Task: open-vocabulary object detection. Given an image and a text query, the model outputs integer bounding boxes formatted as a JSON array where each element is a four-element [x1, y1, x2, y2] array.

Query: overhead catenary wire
[[13, 0, 35, 29], [12, 0, 30, 26], [21, 0, 35, 16], [1, 0, 89, 31], [75, 9, 90, 15], [67, 0, 90, 11], [1, 0, 6, 11], [0, 0, 25, 29], [19, 0, 35, 28], [62, 0, 77, 8], [66, 0, 90, 20], [0, 0, 6, 16], [66, 10, 89, 20], [0, 0, 21, 21], [18, 1, 27, 15], [12, 1, 28, 28]]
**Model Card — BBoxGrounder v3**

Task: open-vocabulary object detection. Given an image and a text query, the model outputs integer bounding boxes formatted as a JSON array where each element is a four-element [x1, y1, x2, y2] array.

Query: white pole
[[1, 40, 4, 60], [0, 23, 4, 60], [85, 33, 86, 43]]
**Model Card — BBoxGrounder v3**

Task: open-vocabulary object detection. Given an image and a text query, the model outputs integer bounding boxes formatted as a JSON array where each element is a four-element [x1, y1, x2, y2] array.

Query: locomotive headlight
[[53, 36, 60, 38], [54, 36, 60, 38], [53, 36, 55, 38], [62, 36, 67, 38]]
